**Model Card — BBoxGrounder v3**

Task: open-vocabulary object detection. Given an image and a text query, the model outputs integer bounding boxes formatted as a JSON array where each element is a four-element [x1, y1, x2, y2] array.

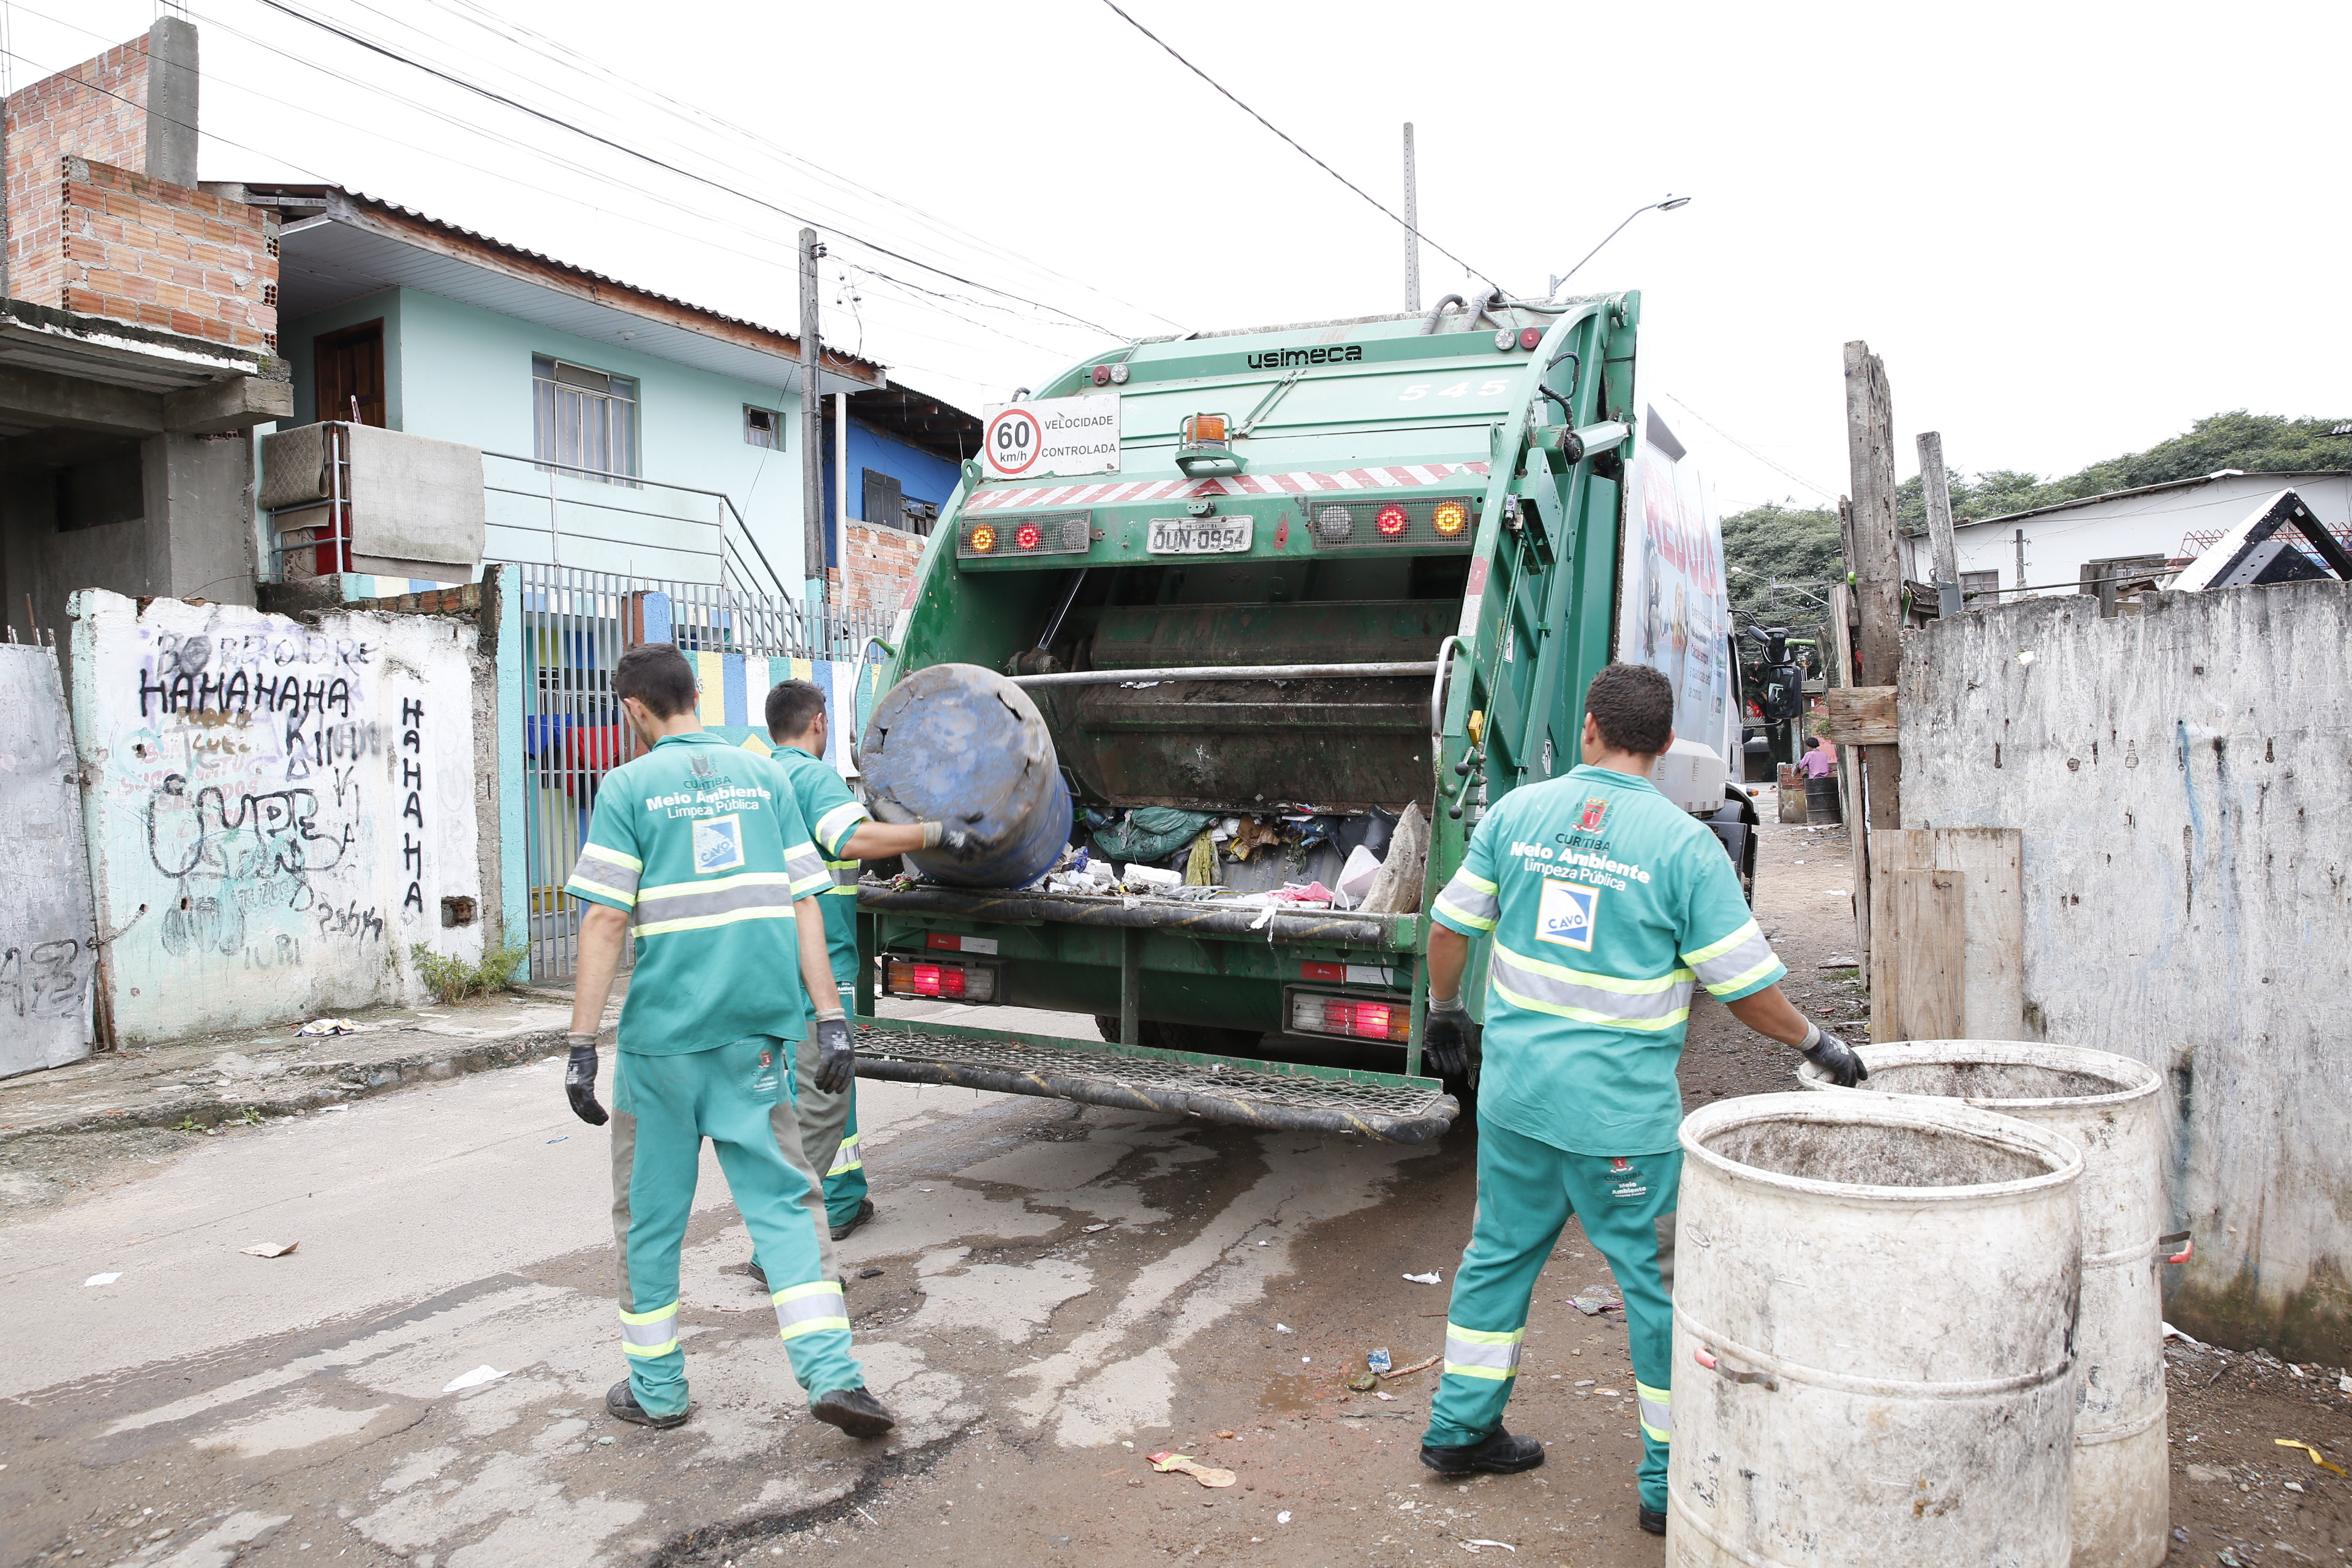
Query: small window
[[533, 355, 638, 483], [744, 405, 782, 450], [1959, 569, 2000, 603], [861, 468, 905, 533], [901, 499, 940, 539]]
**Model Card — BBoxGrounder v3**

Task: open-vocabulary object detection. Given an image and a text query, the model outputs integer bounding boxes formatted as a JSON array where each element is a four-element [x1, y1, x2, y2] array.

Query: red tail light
[[1376, 503, 1409, 537], [1015, 522, 1042, 550], [883, 958, 998, 1003], [1518, 327, 1543, 350], [1289, 989, 1410, 1042]]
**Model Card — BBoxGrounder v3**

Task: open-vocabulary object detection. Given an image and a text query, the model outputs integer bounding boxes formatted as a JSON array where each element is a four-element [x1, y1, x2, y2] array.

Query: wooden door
[[315, 319, 386, 426]]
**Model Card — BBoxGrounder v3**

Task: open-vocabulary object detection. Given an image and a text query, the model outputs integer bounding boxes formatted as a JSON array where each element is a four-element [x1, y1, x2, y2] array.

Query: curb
[[0, 1028, 575, 1146]]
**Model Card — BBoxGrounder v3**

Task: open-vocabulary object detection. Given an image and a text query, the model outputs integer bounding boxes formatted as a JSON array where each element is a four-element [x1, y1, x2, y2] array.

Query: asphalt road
[[5, 815, 2335, 1567]]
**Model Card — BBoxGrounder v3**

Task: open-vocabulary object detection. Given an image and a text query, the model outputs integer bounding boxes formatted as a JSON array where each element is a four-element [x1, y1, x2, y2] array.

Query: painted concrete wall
[[1903, 473, 2352, 597], [1900, 581, 2352, 1358], [71, 589, 486, 1041], [0, 641, 96, 1075], [279, 287, 809, 586]]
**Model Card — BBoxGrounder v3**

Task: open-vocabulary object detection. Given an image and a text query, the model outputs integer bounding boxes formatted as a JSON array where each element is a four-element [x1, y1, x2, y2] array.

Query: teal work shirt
[[1431, 764, 1785, 1156], [565, 730, 831, 1055], [767, 743, 871, 985]]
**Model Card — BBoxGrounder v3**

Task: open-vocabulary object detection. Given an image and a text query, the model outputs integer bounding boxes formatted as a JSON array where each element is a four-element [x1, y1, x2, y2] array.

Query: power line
[[1659, 392, 1840, 502], [1095, 0, 1502, 294], [246, 0, 1124, 337]]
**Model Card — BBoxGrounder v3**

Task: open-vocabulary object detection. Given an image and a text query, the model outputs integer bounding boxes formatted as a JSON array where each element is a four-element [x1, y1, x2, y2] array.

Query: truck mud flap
[[850, 1018, 1458, 1144]]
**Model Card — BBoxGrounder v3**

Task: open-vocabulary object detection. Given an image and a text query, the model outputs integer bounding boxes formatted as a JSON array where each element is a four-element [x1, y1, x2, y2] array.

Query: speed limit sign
[[979, 394, 1120, 480], [985, 406, 1044, 477]]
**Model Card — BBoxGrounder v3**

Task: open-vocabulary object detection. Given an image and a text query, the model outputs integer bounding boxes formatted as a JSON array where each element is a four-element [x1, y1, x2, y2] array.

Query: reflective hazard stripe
[[782, 839, 831, 897], [824, 859, 861, 894], [1683, 919, 1784, 998], [631, 872, 805, 936], [618, 1301, 679, 1358], [1433, 869, 1501, 932], [567, 842, 643, 908], [828, 1133, 863, 1177], [1636, 1379, 1672, 1442], [814, 801, 869, 858], [1489, 941, 1693, 1030], [772, 1280, 850, 1341], [1442, 1322, 1523, 1382]]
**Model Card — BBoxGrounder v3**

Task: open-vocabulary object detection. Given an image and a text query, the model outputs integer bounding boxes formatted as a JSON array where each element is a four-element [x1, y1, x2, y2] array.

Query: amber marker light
[[1432, 500, 1470, 537], [970, 524, 997, 552]]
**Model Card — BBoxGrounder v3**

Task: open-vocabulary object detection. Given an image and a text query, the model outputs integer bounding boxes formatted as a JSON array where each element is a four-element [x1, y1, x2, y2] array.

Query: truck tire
[[1093, 1016, 1265, 1056], [1708, 785, 1761, 906]]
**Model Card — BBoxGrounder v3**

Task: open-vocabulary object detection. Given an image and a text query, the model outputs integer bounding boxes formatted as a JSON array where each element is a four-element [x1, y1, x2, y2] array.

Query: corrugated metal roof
[[261, 184, 883, 396], [1953, 469, 2352, 532]]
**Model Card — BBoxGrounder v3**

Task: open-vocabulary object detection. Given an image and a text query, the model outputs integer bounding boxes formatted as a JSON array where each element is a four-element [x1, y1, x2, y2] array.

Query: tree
[[1719, 501, 1842, 624]]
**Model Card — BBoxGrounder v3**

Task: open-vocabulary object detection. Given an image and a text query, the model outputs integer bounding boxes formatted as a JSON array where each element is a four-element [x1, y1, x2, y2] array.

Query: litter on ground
[[1403, 1271, 1442, 1284], [295, 1017, 358, 1036], [441, 1365, 507, 1394], [239, 1242, 298, 1258], [83, 1272, 121, 1287], [1147, 1452, 1235, 1488]]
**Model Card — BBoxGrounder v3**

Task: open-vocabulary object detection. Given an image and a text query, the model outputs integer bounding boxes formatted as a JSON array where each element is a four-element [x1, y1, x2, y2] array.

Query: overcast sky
[[19, 0, 2348, 511]]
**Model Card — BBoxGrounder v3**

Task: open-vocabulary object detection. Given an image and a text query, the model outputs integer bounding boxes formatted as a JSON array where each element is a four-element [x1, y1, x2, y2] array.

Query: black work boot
[[810, 1385, 896, 1439], [830, 1199, 877, 1242], [605, 1379, 690, 1430], [744, 1254, 767, 1289], [1638, 1504, 1666, 1535], [1419, 1428, 1545, 1475]]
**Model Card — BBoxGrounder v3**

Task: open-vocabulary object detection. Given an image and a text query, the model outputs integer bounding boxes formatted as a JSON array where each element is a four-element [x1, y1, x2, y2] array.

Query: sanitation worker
[[561, 642, 894, 1439], [1416, 662, 1865, 1536], [741, 677, 979, 1284]]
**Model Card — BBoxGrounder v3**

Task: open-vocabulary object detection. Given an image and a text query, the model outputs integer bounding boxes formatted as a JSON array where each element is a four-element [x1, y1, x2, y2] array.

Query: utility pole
[[2014, 527, 2027, 603], [1842, 339, 1903, 834], [1918, 431, 1962, 617], [1401, 123, 1420, 313], [799, 227, 827, 612]]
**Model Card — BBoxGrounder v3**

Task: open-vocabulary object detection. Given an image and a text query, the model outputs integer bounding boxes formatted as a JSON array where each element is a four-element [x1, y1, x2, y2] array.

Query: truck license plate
[[1146, 517, 1253, 554]]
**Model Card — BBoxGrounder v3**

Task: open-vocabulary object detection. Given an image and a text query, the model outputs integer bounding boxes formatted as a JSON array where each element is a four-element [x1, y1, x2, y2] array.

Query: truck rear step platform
[[849, 1016, 1457, 1144]]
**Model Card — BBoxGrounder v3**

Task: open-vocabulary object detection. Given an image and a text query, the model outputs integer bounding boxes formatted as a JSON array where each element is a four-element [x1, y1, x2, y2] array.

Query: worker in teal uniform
[[743, 678, 978, 1283], [1416, 662, 1865, 1536], [561, 642, 895, 1439]]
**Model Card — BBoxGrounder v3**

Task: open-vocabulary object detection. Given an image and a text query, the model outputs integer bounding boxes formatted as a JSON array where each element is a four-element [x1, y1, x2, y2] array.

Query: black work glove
[[1423, 995, 1474, 1080], [564, 1035, 609, 1125], [813, 1014, 856, 1095], [1801, 1024, 1869, 1088], [922, 814, 990, 862]]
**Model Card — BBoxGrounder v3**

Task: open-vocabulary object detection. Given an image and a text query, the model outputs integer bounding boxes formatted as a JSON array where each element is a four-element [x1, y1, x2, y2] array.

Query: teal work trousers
[[1424, 1120, 1680, 1512], [608, 1034, 861, 1419]]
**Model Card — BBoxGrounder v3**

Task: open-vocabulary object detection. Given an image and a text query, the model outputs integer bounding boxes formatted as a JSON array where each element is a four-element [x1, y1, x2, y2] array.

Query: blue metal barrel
[[858, 663, 1071, 889]]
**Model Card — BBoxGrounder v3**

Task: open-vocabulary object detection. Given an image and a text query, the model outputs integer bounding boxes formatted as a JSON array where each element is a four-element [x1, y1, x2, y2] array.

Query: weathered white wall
[[1901, 581, 2352, 1357], [71, 590, 485, 1041], [0, 641, 97, 1075]]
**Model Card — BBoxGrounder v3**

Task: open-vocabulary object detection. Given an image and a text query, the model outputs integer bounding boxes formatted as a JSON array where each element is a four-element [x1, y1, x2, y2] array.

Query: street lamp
[[1548, 195, 1692, 296]]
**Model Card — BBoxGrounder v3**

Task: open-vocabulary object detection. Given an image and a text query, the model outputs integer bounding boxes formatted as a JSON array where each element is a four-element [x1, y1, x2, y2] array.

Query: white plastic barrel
[[1800, 1043, 2168, 1568], [1670, 1092, 2082, 1567]]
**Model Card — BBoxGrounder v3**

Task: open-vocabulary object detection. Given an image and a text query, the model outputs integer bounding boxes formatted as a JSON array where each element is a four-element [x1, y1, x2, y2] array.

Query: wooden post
[[1868, 827, 2023, 1042], [1918, 431, 1962, 617], [1829, 581, 1869, 967], [1842, 341, 1902, 831]]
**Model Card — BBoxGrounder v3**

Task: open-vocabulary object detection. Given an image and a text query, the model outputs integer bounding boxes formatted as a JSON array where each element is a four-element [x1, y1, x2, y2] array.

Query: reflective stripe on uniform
[[1683, 919, 1782, 997], [782, 839, 831, 897], [824, 859, 861, 894], [631, 872, 805, 937], [1433, 869, 1501, 932], [813, 801, 869, 859], [1442, 1322, 1524, 1382], [1488, 941, 1694, 1031], [828, 1132, 863, 1176], [619, 1301, 680, 1358], [1636, 1379, 1672, 1442], [567, 842, 644, 908], [772, 1280, 851, 1341]]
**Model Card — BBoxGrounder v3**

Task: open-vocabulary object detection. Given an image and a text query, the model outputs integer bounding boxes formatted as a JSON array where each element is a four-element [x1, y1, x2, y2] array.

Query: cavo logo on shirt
[[1536, 877, 1600, 951], [693, 813, 745, 874]]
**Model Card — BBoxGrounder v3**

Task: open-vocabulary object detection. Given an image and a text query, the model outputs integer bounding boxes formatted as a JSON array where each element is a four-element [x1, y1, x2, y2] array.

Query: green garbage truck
[[846, 291, 1757, 1142]]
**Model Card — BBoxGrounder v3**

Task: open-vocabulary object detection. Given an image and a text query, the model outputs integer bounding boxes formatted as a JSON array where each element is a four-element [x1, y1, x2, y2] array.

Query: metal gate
[[0, 635, 99, 1075], [517, 564, 894, 979]]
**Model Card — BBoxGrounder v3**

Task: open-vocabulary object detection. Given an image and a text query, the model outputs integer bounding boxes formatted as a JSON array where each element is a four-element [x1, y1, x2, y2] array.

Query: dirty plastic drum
[[857, 662, 1071, 889]]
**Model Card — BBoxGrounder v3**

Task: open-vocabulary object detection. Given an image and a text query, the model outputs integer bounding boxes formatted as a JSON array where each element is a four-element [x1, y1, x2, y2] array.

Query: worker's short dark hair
[[1804, 735, 1822, 750], [765, 679, 827, 741], [1583, 663, 1675, 756], [613, 643, 697, 719]]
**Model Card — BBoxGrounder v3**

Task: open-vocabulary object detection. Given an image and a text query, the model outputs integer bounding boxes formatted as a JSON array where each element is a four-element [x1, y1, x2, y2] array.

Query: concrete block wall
[[70, 589, 488, 1041], [49, 157, 277, 350], [837, 521, 924, 615], [1901, 580, 2352, 1359]]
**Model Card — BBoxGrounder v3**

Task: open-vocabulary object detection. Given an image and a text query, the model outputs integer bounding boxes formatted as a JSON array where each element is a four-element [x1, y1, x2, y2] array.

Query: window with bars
[[744, 405, 782, 450], [533, 356, 638, 483]]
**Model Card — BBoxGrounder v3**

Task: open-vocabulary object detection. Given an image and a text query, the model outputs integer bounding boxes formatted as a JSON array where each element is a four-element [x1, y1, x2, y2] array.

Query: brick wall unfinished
[[837, 521, 924, 614], [51, 157, 277, 350], [5, 34, 151, 303]]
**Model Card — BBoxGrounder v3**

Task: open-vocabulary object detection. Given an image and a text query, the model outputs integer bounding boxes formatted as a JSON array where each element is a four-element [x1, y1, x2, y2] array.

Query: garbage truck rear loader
[[846, 293, 1756, 1142]]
